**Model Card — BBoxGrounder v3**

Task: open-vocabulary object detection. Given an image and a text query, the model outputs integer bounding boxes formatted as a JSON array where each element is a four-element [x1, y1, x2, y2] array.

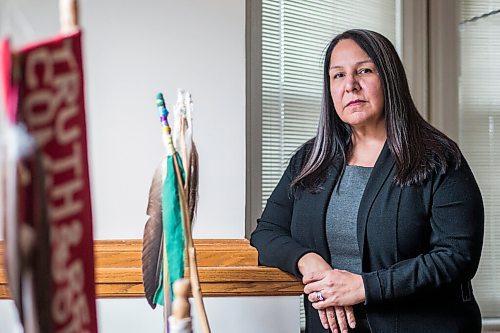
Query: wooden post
[[59, 0, 79, 33]]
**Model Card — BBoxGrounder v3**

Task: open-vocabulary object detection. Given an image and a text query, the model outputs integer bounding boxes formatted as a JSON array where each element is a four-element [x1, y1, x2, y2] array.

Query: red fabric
[[15, 31, 98, 333], [0, 38, 16, 123], [0, 38, 9, 107]]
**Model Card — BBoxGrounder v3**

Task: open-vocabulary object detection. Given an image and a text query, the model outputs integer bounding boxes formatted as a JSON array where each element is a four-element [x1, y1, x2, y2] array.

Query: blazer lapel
[[307, 156, 343, 261], [357, 142, 396, 260]]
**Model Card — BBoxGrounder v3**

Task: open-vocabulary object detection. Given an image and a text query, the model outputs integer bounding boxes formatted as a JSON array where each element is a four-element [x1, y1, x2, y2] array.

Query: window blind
[[261, 0, 398, 208], [459, 0, 500, 318], [261, 1, 399, 330]]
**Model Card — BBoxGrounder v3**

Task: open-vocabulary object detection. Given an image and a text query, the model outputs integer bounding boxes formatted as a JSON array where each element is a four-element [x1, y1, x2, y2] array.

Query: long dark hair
[[291, 29, 461, 191]]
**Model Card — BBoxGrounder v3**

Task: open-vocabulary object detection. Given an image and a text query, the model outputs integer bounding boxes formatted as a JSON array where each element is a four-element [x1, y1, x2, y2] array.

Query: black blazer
[[251, 143, 484, 333]]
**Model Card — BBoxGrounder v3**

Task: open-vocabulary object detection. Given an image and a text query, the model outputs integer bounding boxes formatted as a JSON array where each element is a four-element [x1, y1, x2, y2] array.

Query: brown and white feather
[[142, 164, 164, 309]]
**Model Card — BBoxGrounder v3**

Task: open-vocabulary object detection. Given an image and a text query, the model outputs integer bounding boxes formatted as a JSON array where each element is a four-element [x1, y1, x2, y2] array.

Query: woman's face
[[329, 39, 385, 129]]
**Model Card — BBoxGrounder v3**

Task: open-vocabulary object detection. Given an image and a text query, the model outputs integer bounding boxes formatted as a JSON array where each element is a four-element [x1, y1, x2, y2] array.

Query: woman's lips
[[346, 99, 365, 107]]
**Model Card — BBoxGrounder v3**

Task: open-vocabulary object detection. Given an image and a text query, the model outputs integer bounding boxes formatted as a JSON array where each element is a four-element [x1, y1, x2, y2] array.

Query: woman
[[250, 29, 484, 333]]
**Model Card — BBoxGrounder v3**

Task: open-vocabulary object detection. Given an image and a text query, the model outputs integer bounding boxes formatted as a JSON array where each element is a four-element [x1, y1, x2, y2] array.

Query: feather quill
[[141, 164, 164, 309], [188, 142, 198, 222], [172, 90, 198, 223]]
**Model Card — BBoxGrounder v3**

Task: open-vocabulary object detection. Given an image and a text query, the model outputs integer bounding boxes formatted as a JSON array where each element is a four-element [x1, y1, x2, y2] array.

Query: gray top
[[326, 165, 372, 274]]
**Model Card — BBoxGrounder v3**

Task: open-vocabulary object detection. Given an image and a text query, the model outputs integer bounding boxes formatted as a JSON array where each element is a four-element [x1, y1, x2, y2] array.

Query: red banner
[[13, 31, 98, 333]]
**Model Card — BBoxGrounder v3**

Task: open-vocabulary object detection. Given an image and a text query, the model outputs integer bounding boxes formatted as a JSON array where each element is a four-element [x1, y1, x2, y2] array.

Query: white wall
[[0, 0, 300, 332], [82, 0, 247, 240]]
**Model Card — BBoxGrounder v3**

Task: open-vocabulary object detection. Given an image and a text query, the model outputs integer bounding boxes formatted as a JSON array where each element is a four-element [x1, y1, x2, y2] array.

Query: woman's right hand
[[297, 253, 356, 332]]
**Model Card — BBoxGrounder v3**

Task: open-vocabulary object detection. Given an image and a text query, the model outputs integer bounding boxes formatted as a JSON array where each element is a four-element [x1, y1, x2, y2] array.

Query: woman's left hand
[[303, 269, 366, 309]]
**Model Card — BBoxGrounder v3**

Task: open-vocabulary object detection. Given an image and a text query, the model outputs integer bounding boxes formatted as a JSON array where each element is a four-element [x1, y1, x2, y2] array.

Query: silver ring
[[316, 291, 324, 302]]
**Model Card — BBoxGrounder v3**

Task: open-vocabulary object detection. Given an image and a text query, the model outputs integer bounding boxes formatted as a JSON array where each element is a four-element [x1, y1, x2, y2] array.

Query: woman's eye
[[332, 73, 344, 79], [358, 68, 373, 74]]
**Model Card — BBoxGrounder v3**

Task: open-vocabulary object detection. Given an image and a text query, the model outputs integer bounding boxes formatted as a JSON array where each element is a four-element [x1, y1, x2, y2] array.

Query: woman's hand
[[303, 269, 366, 309], [319, 306, 356, 333], [298, 253, 356, 331], [297, 252, 332, 273]]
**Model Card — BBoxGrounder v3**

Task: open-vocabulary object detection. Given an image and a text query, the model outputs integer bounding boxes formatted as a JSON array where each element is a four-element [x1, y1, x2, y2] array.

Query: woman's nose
[[345, 74, 360, 92]]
